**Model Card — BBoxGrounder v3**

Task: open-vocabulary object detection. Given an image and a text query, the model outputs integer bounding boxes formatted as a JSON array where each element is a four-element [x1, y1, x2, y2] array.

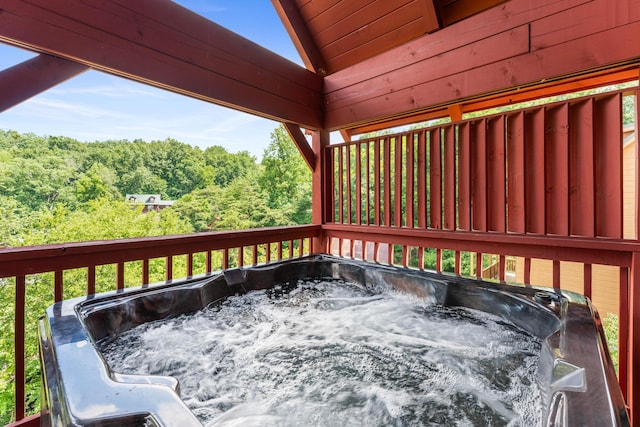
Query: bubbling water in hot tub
[[101, 278, 542, 427]]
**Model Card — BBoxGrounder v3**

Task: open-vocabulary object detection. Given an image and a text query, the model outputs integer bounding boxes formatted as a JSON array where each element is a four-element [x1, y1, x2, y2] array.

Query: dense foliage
[[0, 124, 311, 423]]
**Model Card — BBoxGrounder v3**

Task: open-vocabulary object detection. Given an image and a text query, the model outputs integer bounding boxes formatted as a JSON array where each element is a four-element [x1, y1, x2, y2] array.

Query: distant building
[[126, 194, 175, 213]]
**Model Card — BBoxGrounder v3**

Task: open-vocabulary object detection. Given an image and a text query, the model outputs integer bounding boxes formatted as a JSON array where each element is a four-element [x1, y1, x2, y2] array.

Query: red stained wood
[[365, 142, 371, 225], [525, 108, 546, 234], [338, 147, 344, 223], [441, 0, 507, 26], [417, 131, 427, 228], [507, 112, 525, 233], [394, 136, 403, 227], [187, 253, 193, 276], [458, 123, 471, 230], [305, 0, 437, 72], [619, 266, 630, 399], [356, 143, 362, 225], [54, 270, 63, 302], [630, 253, 640, 425], [443, 125, 456, 230], [0, 227, 320, 279], [323, 223, 636, 268], [0, 54, 87, 113], [324, 8, 640, 130], [545, 104, 570, 236], [594, 93, 623, 238], [15, 275, 25, 421], [325, 25, 530, 115], [471, 120, 487, 232], [284, 123, 315, 172], [346, 145, 352, 223], [406, 133, 415, 228], [487, 116, 506, 232], [88, 265, 96, 295], [271, 0, 327, 73], [429, 129, 442, 229], [0, 0, 323, 129], [569, 99, 595, 237], [325, 0, 592, 91], [5, 414, 40, 427], [583, 263, 592, 299], [374, 139, 381, 226], [637, 88, 640, 240], [165, 256, 173, 281], [313, 0, 413, 46], [384, 138, 392, 226]]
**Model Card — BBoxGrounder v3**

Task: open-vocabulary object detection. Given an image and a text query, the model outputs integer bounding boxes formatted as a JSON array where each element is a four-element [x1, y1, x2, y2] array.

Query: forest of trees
[[0, 124, 311, 248], [0, 124, 312, 423]]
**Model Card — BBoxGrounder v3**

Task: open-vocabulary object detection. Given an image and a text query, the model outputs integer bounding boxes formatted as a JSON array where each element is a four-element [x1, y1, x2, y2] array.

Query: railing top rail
[[0, 225, 320, 278], [323, 224, 640, 268]]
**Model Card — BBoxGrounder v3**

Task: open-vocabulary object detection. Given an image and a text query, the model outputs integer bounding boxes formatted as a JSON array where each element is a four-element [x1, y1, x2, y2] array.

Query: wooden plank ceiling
[[273, 0, 507, 75]]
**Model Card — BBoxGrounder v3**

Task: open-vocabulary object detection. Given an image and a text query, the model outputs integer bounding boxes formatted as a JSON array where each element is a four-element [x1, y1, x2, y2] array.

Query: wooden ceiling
[[272, 0, 507, 74]]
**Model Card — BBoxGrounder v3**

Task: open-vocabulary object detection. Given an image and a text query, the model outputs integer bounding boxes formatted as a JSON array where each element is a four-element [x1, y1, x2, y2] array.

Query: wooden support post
[[312, 130, 330, 253], [628, 252, 640, 424]]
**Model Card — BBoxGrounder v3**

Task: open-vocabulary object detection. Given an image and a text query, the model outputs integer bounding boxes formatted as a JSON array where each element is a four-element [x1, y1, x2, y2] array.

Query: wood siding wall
[[324, 0, 640, 130]]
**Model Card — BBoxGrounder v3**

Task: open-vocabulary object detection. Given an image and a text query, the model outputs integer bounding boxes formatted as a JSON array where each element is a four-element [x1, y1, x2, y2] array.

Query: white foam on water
[[102, 279, 542, 426]]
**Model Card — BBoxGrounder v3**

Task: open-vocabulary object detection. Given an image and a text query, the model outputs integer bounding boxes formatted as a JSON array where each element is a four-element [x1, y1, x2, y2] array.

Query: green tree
[[258, 125, 312, 223], [118, 166, 168, 197], [203, 145, 255, 187], [75, 163, 120, 202]]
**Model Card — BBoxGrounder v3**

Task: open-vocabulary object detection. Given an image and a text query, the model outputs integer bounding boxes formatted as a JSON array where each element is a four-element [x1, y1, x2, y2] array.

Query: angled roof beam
[[283, 122, 315, 171], [0, 0, 323, 129], [0, 54, 88, 113], [271, 0, 327, 76]]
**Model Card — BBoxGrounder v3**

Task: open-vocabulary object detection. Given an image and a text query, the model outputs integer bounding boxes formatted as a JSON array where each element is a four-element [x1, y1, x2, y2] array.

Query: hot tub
[[38, 255, 629, 426]]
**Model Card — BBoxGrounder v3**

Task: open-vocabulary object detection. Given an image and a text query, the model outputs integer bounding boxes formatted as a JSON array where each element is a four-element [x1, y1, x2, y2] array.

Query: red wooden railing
[[323, 87, 640, 423], [1, 225, 319, 426], [3, 86, 640, 426]]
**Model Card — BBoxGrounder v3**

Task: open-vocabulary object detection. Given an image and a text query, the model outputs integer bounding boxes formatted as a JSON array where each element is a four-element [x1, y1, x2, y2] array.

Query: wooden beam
[[0, 54, 87, 113], [325, 0, 640, 130], [343, 67, 638, 137], [271, 0, 327, 75], [283, 122, 315, 171], [0, 0, 323, 129]]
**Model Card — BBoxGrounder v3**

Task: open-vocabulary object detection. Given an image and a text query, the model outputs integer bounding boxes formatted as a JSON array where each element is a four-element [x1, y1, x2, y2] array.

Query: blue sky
[[0, 1, 306, 159]]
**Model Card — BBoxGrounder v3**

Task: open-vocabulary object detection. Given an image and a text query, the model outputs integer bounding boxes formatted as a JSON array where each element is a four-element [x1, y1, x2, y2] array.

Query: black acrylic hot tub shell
[[38, 255, 629, 426]]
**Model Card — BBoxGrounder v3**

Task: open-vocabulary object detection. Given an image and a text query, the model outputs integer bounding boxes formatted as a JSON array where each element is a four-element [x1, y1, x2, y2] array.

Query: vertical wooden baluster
[[88, 265, 96, 294], [430, 128, 442, 229], [187, 253, 193, 276], [141, 259, 149, 286], [222, 249, 229, 270], [595, 93, 623, 238], [54, 270, 63, 302], [545, 104, 570, 236], [487, 116, 506, 233], [394, 136, 402, 227], [443, 125, 456, 230], [374, 139, 381, 226], [458, 123, 470, 231], [384, 138, 392, 226], [417, 131, 427, 228], [15, 275, 26, 421], [117, 262, 125, 289]]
